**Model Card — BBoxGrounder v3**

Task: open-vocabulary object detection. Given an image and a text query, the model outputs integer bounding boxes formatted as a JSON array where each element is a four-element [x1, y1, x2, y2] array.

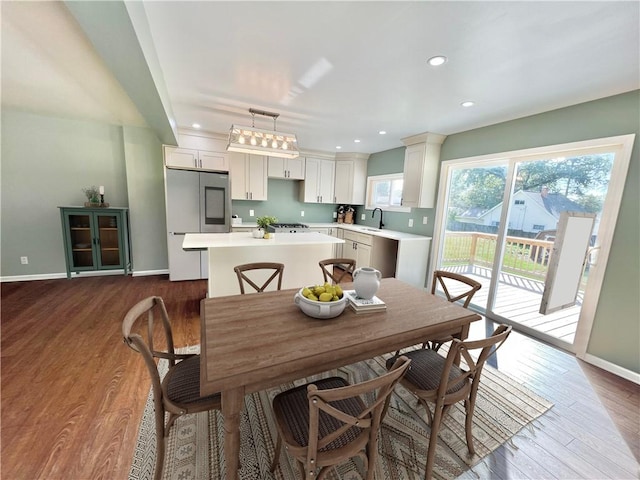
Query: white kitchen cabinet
[[401, 133, 446, 208], [301, 157, 335, 204], [342, 230, 398, 278], [342, 231, 372, 268], [164, 146, 229, 172], [332, 227, 344, 258], [334, 153, 369, 205], [230, 153, 268, 200], [268, 156, 305, 179]]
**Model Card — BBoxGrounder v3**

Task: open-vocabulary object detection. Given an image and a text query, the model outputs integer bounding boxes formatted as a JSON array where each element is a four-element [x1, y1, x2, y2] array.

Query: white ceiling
[[2, 1, 639, 154]]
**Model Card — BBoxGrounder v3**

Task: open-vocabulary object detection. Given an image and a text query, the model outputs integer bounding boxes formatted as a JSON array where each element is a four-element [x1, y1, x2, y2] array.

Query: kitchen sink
[[362, 228, 380, 232]]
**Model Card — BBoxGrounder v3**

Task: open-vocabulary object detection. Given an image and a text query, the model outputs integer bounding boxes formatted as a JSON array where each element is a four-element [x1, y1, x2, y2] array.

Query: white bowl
[[294, 288, 347, 319]]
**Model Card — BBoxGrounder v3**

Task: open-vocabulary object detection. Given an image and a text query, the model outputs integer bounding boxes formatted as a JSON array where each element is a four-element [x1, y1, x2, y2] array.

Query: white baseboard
[[1, 269, 169, 282], [582, 353, 640, 385], [132, 269, 170, 277], [1, 273, 68, 282]]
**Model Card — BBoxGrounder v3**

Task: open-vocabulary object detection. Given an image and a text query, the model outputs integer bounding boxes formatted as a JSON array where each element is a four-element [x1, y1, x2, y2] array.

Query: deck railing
[[443, 231, 554, 281]]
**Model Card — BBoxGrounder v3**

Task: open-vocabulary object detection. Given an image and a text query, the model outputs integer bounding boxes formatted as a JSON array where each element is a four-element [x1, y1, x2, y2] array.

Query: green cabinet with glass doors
[[59, 207, 130, 278]]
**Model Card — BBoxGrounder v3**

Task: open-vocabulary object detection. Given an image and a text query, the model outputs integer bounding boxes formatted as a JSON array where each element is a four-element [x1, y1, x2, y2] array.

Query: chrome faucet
[[372, 208, 384, 229]]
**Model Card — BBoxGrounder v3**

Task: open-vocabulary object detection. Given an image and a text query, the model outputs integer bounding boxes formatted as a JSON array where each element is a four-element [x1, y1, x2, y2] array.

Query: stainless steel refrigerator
[[165, 169, 231, 281]]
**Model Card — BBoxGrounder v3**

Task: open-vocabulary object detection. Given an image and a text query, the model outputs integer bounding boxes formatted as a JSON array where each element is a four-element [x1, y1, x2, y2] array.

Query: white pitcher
[[353, 267, 381, 300]]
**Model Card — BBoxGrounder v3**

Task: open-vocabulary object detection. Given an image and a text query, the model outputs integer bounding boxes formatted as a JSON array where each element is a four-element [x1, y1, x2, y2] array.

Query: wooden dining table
[[200, 277, 482, 479]]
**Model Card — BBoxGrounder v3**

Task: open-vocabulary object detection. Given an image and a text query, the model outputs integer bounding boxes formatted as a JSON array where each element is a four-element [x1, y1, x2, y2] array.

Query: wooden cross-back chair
[[318, 258, 356, 284], [270, 356, 411, 480], [393, 270, 483, 359], [234, 262, 285, 294], [386, 324, 512, 480], [424, 270, 483, 351], [431, 270, 482, 308], [122, 296, 221, 480]]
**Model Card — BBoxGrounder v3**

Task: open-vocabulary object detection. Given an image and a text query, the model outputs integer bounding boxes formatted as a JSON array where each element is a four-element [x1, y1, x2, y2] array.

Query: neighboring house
[[456, 187, 590, 234]]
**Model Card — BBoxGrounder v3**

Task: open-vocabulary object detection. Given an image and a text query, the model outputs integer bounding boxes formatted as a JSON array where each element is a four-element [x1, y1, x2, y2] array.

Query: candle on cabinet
[[99, 186, 104, 195]]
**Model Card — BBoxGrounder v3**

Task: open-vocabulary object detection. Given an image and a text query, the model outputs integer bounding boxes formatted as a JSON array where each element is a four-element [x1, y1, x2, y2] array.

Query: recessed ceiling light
[[379, 130, 387, 135], [192, 123, 201, 129], [354, 139, 361, 143], [461, 101, 475, 107], [427, 55, 447, 66], [336, 146, 342, 149]]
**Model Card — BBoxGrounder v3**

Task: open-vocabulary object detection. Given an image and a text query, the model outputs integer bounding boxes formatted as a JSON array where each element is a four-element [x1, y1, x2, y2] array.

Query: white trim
[[574, 135, 635, 356], [401, 131, 446, 147], [0, 269, 170, 282], [132, 269, 170, 277], [582, 353, 640, 385], [1, 273, 68, 282], [365, 173, 411, 212]]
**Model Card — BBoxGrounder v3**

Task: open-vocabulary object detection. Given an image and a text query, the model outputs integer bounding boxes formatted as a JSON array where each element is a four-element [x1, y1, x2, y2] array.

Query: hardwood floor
[[1, 275, 638, 479]]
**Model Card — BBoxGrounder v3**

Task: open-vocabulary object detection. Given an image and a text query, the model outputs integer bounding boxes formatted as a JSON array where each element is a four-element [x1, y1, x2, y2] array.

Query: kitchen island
[[183, 232, 344, 297]]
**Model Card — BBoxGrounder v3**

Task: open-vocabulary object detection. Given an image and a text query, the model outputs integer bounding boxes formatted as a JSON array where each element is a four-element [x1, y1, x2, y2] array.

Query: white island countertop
[[185, 232, 343, 297], [183, 231, 343, 250]]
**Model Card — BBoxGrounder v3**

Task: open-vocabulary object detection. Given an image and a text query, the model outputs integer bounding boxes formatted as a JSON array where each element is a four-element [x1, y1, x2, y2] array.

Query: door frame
[[430, 134, 635, 359]]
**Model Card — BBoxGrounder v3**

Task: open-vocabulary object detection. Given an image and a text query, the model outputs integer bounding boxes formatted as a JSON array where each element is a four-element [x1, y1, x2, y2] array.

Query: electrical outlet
[[408, 219, 414, 227], [249, 209, 255, 217], [333, 211, 337, 219], [361, 213, 365, 221], [20, 256, 28, 265], [301, 211, 305, 217], [423, 216, 428, 225]]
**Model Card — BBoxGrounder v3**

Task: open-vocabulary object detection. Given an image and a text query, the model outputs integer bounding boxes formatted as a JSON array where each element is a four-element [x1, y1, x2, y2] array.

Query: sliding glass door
[[432, 136, 633, 352], [436, 160, 509, 312]]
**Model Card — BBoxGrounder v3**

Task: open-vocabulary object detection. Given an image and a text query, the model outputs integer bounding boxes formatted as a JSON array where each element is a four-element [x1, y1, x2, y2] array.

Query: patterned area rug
[[129, 348, 552, 480]]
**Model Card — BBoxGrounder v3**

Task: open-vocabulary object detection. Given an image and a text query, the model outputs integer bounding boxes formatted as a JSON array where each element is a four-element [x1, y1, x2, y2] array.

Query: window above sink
[[365, 173, 410, 212]]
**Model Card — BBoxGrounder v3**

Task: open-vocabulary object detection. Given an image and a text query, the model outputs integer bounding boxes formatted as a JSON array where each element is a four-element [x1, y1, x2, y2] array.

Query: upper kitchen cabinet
[[401, 132, 446, 209], [164, 146, 229, 172], [165, 132, 231, 172], [334, 152, 369, 205], [300, 156, 335, 204], [268, 156, 305, 179], [229, 153, 268, 200]]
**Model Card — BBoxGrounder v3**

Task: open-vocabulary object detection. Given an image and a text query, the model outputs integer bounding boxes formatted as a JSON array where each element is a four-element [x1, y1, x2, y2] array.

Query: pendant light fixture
[[227, 108, 299, 158]]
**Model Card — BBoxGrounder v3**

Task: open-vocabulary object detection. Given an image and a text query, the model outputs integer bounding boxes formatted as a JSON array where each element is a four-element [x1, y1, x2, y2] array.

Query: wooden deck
[[441, 266, 580, 345]]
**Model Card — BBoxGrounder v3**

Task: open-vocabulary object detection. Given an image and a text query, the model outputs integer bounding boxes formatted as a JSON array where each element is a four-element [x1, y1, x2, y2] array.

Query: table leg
[[452, 324, 470, 366], [222, 386, 244, 480], [459, 322, 471, 341]]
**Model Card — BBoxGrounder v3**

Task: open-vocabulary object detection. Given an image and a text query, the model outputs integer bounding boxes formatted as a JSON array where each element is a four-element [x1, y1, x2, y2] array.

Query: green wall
[[231, 179, 336, 224], [1, 110, 129, 276], [0, 110, 166, 277], [122, 126, 167, 272], [440, 90, 640, 373], [354, 147, 434, 237]]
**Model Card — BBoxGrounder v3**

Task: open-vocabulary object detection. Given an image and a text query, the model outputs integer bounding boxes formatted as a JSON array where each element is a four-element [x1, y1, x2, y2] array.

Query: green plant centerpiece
[[82, 186, 100, 206], [255, 215, 277, 239]]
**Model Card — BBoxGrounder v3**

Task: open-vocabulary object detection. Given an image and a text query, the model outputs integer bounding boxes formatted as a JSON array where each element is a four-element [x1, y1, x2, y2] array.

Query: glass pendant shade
[[227, 125, 299, 158]]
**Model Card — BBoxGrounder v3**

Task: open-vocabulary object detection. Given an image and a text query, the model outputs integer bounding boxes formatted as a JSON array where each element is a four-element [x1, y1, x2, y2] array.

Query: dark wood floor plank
[[1, 275, 638, 479]]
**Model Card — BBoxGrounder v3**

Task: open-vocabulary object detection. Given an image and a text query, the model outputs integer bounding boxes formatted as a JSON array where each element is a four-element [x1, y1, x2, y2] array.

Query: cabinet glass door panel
[[68, 214, 95, 269], [60, 207, 129, 278], [96, 214, 122, 267]]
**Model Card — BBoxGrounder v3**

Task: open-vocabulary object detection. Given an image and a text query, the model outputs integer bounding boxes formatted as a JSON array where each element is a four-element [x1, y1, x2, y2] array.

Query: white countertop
[[232, 222, 431, 241], [314, 223, 431, 241], [183, 232, 344, 249]]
